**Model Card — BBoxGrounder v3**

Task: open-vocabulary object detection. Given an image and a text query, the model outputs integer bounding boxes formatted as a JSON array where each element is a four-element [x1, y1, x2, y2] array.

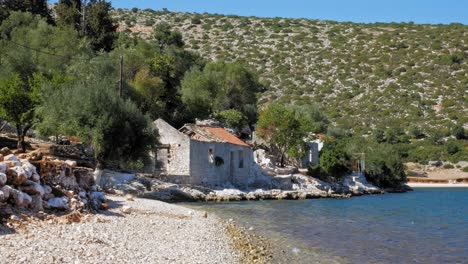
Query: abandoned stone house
[[154, 119, 254, 187], [300, 135, 324, 168]]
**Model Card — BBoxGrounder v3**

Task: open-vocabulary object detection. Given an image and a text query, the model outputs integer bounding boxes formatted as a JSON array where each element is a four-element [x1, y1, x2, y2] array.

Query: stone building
[[154, 119, 254, 188], [300, 134, 325, 168]]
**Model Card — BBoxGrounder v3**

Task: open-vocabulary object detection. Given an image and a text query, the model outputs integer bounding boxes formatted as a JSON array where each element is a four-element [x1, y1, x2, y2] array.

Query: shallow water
[[186, 188, 468, 264]]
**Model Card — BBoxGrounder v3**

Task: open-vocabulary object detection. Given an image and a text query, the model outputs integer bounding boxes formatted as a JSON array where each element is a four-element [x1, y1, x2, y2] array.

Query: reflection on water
[[186, 188, 468, 264]]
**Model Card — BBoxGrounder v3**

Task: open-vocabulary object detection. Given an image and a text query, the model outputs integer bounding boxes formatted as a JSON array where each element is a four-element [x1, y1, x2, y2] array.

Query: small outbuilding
[[154, 119, 254, 187]]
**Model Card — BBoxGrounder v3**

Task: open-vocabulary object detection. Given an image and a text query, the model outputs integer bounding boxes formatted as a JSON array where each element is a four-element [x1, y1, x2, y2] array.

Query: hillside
[[113, 8, 467, 135]]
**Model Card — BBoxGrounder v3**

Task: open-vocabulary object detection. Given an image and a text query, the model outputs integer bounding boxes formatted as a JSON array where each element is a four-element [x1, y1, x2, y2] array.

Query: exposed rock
[[4, 154, 21, 166], [0, 162, 7, 173], [0, 147, 12, 156], [0, 172, 6, 186], [47, 197, 70, 210], [0, 185, 12, 201], [271, 175, 293, 190], [30, 194, 44, 212], [19, 180, 45, 197], [6, 168, 27, 186], [121, 206, 132, 214]]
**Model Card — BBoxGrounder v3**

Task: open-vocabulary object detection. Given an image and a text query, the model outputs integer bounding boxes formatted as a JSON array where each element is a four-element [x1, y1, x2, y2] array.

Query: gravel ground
[[0, 196, 240, 264]]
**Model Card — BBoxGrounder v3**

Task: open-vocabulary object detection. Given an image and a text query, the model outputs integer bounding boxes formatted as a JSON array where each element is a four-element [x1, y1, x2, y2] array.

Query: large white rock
[[47, 197, 70, 210], [0, 172, 6, 186]]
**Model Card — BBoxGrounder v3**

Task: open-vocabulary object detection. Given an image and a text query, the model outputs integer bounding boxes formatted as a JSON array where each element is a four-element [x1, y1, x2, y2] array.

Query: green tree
[[215, 109, 246, 131], [0, 0, 52, 24], [257, 104, 306, 167], [55, 0, 82, 31], [0, 74, 35, 152], [37, 78, 157, 176], [451, 125, 466, 139], [181, 61, 260, 125], [153, 22, 184, 50], [85, 0, 117, 51], [290, 104, 328, 133], [373, 128, 385, 143], [319, 141, 349, 177]]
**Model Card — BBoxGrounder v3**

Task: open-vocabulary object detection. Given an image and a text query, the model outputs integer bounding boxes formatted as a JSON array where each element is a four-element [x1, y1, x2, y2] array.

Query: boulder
[[10, 189, 31, 207], [0, 185, 12, 202], [47, 197, 70, 210], [0, 147, 11, 156], [4, 154, 21, 166], [19, 180, 45, 197], [0, 172, 6, 186], [6, 168, 27, 186], [21, 161, 37, 178], [271, 175, 293, 190], [30, 195, 44, 212], [31, 172, 40, 183]]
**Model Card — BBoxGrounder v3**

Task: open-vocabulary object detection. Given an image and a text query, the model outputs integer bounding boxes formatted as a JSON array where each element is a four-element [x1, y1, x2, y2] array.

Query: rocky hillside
[[113, 9, 467, 134]]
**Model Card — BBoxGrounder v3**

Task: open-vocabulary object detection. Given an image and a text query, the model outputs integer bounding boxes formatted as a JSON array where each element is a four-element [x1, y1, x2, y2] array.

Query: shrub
[[462, 167, 468, 173], [443, 164, 454, 169]]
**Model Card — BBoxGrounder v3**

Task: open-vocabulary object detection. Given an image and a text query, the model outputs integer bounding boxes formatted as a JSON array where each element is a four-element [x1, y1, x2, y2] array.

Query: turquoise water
[[187, 188, 468, 263]]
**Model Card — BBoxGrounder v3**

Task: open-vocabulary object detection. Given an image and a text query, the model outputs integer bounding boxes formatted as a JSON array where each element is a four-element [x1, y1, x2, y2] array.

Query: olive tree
[[256, 104, 306, 167], [38, 78, 157, 184]]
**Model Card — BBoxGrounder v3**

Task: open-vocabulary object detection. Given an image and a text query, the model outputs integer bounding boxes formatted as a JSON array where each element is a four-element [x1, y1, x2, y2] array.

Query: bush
[[319, 142, 349, 178], [443, 164, 454, 169], [462, 167, 468, 172]]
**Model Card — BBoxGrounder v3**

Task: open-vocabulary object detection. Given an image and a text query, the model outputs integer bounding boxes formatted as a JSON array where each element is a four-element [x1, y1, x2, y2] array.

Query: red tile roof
[[202, 127, 250, 147]]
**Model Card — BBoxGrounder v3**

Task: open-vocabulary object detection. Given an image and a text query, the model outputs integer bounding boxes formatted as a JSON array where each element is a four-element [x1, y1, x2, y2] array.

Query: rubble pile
[[0, 147, 106, 217]]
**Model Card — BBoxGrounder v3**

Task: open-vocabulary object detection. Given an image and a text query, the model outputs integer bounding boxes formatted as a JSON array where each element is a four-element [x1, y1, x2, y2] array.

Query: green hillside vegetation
[[112, 8, 468, 165], [113, 9, 467, 135]]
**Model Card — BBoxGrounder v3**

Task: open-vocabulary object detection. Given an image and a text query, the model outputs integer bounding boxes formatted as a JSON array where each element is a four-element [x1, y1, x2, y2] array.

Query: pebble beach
[[0, 196, 241, 264]]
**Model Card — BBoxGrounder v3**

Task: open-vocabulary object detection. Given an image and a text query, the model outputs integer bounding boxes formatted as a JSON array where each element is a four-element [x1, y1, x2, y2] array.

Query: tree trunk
[[16, 125, 24, 153], [280, 152, 285, 168], [93, 160, 105, 187]]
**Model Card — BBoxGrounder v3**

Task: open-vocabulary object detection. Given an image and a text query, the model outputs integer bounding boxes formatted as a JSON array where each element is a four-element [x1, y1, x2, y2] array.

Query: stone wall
[[154, 119, 190, 176], [189, 140, 253, 188]]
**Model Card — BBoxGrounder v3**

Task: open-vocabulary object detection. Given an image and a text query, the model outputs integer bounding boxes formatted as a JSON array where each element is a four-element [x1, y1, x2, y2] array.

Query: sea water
[[187, 188, 468, 263]]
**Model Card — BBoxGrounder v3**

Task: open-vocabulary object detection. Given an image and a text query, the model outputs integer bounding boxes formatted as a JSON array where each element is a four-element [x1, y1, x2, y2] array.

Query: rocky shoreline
[[105, 171, 399, 203]]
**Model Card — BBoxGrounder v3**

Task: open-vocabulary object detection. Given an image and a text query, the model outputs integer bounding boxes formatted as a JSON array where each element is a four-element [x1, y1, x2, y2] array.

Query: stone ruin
[[0, 147, 106, 218]]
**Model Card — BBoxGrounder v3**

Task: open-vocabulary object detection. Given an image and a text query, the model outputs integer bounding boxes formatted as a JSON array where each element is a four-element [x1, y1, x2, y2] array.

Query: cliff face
[[113, 9, 467, 134]]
